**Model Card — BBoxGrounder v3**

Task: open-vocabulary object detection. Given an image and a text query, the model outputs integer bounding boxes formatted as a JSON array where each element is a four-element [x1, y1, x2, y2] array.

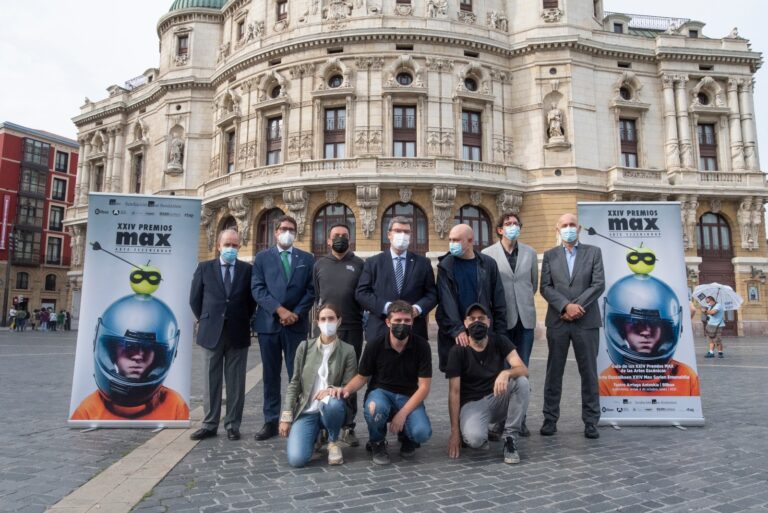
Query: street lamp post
[[2, 228, 14, 328]]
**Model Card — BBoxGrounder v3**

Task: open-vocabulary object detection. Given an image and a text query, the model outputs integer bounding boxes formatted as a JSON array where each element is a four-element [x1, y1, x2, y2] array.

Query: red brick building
[[0, 122, 78, 322]]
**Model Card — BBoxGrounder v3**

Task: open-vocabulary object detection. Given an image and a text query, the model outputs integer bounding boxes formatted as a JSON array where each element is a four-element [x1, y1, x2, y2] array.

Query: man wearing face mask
[[189, 229, 256, 441], [313, 223, 365, 446], [436, 224, 507, 373], [539, 213, 605, 439], [332, 300, 432, 465], [356, 216, 437, 343], [482, 212, 538, 437], [446, 304, 529, 464], [252, 215, 316, 441]]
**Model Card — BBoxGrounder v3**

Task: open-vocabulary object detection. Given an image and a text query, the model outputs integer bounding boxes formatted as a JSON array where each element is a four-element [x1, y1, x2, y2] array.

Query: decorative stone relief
[[487, 11, 508, 31], [354, 129, 382, 155], [750, 200, 764, 251], [283, 188, 309, 238], [200, 206, 216, 251], [493, 137, 514, 163], [257, 70, 288, 102], [355, 184, 380, 238], [289, 63, 315, 80], [394, 3, 413, 15], [68, 225, 85, 267], [274, 19, 288, 33], [679, 197, 699, 250], [427, 130, 455, 157], [610, 193, 624, 202], [691, 76, 726, 108], [469, 191, 482, 207], [546, 103, 565, 143], [737, 198, 753, 249], [385, 55, 423, 88], [174, 53, 189, 67], [496, 191, 522, 218], [457, 10, 476, 24], [326, 190, 339, 204], [432, 186, 457, 239], [541, 8, 563, 23], [262, 195, 275, 210], [228, 195, 253, 244], [426, 58, 454, 72], [613, 71, 643, 102], [354, 57, 384, 70], [217, 42, 231, 63], [315, 58, 350, 89], [426, 0, 447, 18], [209, 154, 220, 175], [399, 187, 413, 204], [322, 0, 353, 29], [709, 199, 722, 214], [245, 21, 265, 41]]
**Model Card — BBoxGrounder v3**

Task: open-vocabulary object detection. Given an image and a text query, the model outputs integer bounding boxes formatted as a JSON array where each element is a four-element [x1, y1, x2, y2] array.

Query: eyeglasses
[[129, 270, 161, 285], [626, 253, 656, 266]]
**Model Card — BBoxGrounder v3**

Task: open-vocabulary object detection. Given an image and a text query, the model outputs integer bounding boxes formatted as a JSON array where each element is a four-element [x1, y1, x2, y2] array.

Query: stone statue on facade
[[168, 135, 184, 173], [547, 103, 564, 141]]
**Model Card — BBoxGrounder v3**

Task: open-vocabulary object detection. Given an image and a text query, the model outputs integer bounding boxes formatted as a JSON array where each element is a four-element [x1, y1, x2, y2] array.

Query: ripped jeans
[[363, 388, 432, 444]]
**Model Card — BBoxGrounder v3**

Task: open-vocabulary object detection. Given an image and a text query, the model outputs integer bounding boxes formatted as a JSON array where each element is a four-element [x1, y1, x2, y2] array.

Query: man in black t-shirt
[[334, 300, 432, 465], [446, 303, 530, 464]]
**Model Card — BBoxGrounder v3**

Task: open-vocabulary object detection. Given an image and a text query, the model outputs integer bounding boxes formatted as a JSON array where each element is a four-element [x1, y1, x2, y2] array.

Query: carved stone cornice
[[496, 191, 522, 218], [228, 195, 253, 244], [356, 184, 380, 238], [283, 188, 309, 238], [432, 185, 457, 239], [200, 205, 218, 251]]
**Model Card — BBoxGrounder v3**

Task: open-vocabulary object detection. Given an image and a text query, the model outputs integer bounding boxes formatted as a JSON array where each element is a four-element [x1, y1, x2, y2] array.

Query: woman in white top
[[279, 304, 358, 467]]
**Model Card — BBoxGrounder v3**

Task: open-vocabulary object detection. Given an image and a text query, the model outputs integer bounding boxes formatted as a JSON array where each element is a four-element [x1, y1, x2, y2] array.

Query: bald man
[[539, 213, 605, 439], [436, 224, 507, 372]]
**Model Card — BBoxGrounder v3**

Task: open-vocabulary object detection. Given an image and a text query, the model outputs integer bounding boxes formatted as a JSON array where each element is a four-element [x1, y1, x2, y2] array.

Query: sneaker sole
[[329, 457, 344, 465], [504, 457, 521, 464]]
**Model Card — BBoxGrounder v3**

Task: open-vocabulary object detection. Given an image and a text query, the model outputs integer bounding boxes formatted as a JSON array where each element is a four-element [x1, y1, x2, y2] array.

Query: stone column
[[739, 80, 759, 171], [111, 127, 125, 192], [662, 75, 681, 170], [78, 140, 92, 204], [104, 130, 115, 192], [74, 138, 86, 205], [726, 79, 746, 171], [674, 75, 694, 169]]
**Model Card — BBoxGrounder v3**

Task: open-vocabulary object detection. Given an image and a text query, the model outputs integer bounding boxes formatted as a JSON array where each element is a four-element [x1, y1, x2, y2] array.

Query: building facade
[[0, 122, 78, 321], [66, 0, 767, 334]]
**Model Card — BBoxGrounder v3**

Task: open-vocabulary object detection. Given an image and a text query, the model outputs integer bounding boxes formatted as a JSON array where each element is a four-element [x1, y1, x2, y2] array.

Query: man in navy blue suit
[[251, 215, 315, 440], [189, 229, 256, 441], [356, 216, 437, 343]]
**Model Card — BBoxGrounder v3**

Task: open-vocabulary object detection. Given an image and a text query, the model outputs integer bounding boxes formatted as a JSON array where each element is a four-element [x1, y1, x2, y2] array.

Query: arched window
[[45, 274, 57, 291], [221, 215, 238, 232], [454, 205, 492, 250], [16, 272, 29, 290], [254, 208, 285, 254], [381, 202, 429, 255], [312, 203, 356, 257], [697, 213, 733, 259]]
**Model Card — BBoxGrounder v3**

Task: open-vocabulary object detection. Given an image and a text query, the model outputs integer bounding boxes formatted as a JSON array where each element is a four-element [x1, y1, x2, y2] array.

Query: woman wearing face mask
[[279, 304, 358, 467]]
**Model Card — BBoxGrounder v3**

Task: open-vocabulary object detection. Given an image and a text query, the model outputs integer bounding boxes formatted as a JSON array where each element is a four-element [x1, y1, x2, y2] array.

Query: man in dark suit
[[252, 215, 315, 440], [356, 216, 437, 343], [539, 212, 605, 439], [189, 228, 256, 441]]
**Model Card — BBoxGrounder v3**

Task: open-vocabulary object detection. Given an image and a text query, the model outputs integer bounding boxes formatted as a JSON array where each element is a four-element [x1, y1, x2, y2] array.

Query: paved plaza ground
[[0, 328, 766, 513]]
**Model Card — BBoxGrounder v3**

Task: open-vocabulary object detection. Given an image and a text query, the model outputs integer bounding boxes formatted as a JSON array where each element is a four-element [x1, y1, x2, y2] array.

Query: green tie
[[281, 251, 292, 279]]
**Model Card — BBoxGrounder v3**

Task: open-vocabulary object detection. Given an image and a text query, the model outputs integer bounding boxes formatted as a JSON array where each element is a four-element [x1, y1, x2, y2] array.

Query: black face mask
[[332, 236, 349, 253], [467, 321, 489, 341], [390, 323, 411, 341]]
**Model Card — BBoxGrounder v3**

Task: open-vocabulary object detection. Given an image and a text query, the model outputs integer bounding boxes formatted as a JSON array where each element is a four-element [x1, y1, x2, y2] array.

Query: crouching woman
[[279, 303, 358, 467]]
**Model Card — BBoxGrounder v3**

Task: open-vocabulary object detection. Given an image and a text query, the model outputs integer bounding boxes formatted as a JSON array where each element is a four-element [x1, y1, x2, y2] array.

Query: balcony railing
[[604, 12, 690, 31]]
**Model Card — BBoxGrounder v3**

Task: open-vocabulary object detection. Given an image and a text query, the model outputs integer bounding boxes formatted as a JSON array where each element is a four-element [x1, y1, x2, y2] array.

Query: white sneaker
[[328, 441, 344, 465]]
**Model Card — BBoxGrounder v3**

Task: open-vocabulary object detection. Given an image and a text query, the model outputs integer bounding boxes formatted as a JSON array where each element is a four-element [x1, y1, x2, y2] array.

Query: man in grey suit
[[539, 212, 605, 439], [482, 211, 538, 436], [189, 229, 256, 441]]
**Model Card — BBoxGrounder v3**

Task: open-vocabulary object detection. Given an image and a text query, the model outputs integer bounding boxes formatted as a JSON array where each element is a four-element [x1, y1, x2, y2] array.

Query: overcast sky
[[0, 0, 765, 157]]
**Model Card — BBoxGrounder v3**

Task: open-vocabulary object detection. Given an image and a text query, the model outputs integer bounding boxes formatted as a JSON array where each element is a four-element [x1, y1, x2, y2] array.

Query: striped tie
[[395, 256, 404, 294]]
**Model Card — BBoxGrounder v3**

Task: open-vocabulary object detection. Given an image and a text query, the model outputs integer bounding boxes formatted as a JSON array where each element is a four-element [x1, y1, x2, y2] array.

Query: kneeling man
[[334, 300, 432, 465], [446, 303, 530, 464]]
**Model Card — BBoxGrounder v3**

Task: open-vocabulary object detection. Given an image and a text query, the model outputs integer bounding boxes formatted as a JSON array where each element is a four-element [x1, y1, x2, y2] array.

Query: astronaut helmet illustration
[[93, 294, 180, 407], [603, 274, 682, 366]]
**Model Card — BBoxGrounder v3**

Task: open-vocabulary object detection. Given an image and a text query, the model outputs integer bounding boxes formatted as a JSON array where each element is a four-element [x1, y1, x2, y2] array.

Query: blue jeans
[[363, 388, 432, 444], [508, 319, 535, 367], [286, 398, 346, 468]]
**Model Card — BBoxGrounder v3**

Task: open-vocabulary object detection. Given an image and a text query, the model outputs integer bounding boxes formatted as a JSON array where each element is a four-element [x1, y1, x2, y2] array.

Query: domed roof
[[168, 0, 225, 12]]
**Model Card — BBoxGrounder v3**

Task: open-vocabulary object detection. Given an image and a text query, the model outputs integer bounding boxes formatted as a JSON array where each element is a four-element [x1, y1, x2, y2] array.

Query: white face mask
[[318, 321, 338, 338], [277, 231, 295, 248], [391, 232, 410, 251]]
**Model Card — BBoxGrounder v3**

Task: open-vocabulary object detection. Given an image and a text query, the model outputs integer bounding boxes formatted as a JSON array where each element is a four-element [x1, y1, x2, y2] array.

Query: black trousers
[[542, 323, 600, 426], [338, 328, 364, 428]]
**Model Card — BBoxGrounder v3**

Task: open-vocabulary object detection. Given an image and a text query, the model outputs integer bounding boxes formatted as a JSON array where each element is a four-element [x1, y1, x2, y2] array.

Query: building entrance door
[[697, 213, 737, 336]]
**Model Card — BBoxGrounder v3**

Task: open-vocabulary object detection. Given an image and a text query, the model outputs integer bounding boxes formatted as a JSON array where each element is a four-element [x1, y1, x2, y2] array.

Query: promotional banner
[[68, 194, 200, 428], [579, 202, 704, 427]]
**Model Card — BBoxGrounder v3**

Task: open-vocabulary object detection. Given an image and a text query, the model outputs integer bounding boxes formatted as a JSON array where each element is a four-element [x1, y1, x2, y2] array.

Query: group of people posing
[[188, 210, 607, 467]]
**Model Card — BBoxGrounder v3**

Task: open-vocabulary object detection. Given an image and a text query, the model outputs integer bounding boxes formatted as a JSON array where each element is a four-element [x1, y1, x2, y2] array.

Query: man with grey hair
[[356, 216, 437, 342], [189, 229, 256, 441]]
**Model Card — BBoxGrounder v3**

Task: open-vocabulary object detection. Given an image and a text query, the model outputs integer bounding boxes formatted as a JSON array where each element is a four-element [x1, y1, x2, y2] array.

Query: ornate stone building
[[66, 0, 767, 334]]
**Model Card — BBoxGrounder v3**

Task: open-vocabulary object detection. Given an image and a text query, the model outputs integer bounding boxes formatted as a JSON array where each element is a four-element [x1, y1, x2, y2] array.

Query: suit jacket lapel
[[552, 246, 570, 284], [493, 243, 515, 280]]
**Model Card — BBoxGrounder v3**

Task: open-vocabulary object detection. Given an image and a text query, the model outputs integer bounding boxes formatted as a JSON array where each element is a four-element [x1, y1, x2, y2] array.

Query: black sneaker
[[503, 437, 520, 464], [540, 420, 557, 436], [718, 352, 724, 358], [519, 420, 531, 438], [371, 440, 390, 465], [400, 437, 418, 458]]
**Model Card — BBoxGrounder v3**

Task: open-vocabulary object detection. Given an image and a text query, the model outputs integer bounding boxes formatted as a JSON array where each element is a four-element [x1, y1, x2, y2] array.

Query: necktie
[[223, 264, 232, 296], [281, 251, 292, 280], [395, 256, 404, 294]]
